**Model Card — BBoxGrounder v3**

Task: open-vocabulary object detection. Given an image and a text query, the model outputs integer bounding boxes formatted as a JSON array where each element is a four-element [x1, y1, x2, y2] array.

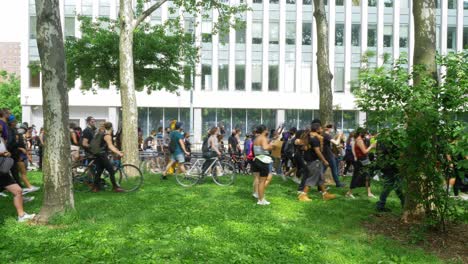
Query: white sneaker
[[346, 193, 356, 199], [18, 213, 36, 222], [257, 200, 266, 205], [292, 177, 301, 184], [262, 199, 270, 205], [23, 186, 40, 194], [23, 196, 35, 203], [0, 192, 8, 198], [252, 193, 258, 199]]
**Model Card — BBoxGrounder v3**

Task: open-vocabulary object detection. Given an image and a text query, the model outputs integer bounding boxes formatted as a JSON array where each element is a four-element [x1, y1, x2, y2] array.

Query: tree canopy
[[0, 71, 21, 119]]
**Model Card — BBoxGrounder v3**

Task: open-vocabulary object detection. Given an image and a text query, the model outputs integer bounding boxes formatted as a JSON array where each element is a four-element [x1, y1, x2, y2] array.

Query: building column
[[194, 108, 202, 143], [344, 0, 352, 94], [262, 0, 270, 92], [456, 0, 464, 51], [408, 0, 415, 75], [376, 0, 384, 66], [245, 0, 253, 92], [212, 9, 219, 92], [277, 110, 285, 128], [60, 0, 65, 34], [295, 0, 303, 93], [312, 3, 318, 95], [108, 107, 118, 130], [328, 0, 336, 91], [194, 4, 202, 92], [392, 0, 400, 62], [360, 0, 368, 68], [279, 0, 286, 92], [228, 0, 236, 92]]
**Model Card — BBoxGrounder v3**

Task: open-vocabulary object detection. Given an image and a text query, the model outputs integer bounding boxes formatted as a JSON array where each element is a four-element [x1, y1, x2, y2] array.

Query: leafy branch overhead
[[66, 0, 248, 93]]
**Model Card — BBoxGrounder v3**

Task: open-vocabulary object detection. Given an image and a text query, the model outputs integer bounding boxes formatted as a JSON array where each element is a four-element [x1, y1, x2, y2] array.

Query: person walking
[[323, 124, 346, 187], [252, 125, 273, 205], [162, 122, 190, 180]]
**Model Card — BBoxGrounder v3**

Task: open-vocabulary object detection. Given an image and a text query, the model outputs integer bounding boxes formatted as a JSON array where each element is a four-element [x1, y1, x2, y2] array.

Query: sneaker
[[161, 175, 168, 180], [346, 193, 356, 199], [322, 192, 337, 201], [252, 193, 258, 199], [0, 192, 8, 198], [262, 199, 271, 205], [298, 192, 312, 202], [292, 177, 301, 184], [23, 186, 40, 194], [257, 200, 266, 205], [18, 213, 36, 222], [23, 196, 35, 203]]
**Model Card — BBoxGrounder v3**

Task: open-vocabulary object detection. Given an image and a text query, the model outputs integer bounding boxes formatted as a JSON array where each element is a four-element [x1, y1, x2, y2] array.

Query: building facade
[[0, 42, 21, 76], [21, 0, 468, 142]]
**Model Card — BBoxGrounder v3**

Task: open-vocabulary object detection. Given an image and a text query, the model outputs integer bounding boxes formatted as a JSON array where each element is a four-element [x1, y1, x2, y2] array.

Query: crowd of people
[[1, 108, 467, 221]]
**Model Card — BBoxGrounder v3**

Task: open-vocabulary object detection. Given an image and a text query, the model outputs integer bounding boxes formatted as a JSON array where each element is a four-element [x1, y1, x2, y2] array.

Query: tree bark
[[313, 0, 334, 126], [35, 0, 74, 223], [119, 0, 140, 167], [402, 0, 437, 223]]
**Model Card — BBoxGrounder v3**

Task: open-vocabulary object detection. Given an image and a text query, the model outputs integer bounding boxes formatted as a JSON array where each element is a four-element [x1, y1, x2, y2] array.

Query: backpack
[[169, 132, 178, 154], [201, 135, 210, 153], [283, 137, 295, 159], [89, 132, 105, 155], [246, 142, 255, 161]]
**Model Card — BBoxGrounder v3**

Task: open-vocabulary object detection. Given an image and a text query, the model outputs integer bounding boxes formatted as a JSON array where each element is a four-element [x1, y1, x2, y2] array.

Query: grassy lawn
[[0, 172, 448, 263]]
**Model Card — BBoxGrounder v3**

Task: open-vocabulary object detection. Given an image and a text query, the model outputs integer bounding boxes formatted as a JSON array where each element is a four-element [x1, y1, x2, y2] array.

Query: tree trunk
[[35, 0, 74, 223], [313, 0, 334, 126], [119, 0, 139, 167], [402, 0, 437, 223]]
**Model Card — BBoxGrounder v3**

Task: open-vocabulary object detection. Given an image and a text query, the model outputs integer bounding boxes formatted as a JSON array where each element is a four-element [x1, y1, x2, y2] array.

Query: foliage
[[66, 1, 248, 94], [0, 172, 450, 263], [354, 51, 468, 229], [0, 71, 21, 120]]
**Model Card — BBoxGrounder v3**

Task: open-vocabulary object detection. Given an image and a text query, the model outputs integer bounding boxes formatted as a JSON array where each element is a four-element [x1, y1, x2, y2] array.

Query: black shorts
[[252, 159, 271, 177], [0, 172, 16, 189]]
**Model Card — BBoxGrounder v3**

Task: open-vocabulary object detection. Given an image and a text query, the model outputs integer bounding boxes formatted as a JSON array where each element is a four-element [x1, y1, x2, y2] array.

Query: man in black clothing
[[81, 116, 97, 155], [228, 129, 241, 155], [143, 130, 157, 150], [323, 124, 346, 187]]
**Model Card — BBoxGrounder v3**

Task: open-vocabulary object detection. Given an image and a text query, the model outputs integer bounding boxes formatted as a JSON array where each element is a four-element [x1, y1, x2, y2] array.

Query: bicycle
[[72, 156, 143, 192], [175, 155, 236, 187], [227, 152, 250, 174], [139, 150, 167, 174]]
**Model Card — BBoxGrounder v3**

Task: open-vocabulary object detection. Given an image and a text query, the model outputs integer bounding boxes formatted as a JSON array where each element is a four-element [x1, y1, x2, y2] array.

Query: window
[[247, 109, 262, 133], [202, 109, 217, 134], [400, 25, 408, 48], [448, 0, 455, 9], [350, 67, 360, 88], [303, 0, 312, 5], [64, 17, 75, 37], [269, 22, 279, 44], [384, 0, 393, 7], [368, 24, 377, 47], [252, 64, 262, 91], [335, 24, 344, 46], [65, 0, 76, 16], [270, 0, 279, 3], [336, 0, 344, 5], [465, 0, 468, 10], [384, 26, 393, 48], [236, 27, 246, 44], [302, 23, 312, 45], [99, 0, 110, 17], [287, 0, 296, 4], [352, 24, 360, 46], [286, 22, 296, 45], [252, 22, 263, 44], [464, 27, 468, 49], [269, 65, 279, 91], [261, 109, 277, 131], [218, 64, 229, 91], [29, 16, 37, 39], [202, 65, 212, 91], [334, 67, 344, 92], [235, 65, 245, 91], [220, 32, 229, 45], [30, 68, 40, 87], [253, 0, 262, 3], [343, 111, 357, 133], [368, 0, 377, 7], [202, 21, 212, 43], [447, 27, 456, 49], [352, 0, 360, 6], [184, 19, 195, 42], [81, 0, 93, 16], [232, 109, 246, 134]]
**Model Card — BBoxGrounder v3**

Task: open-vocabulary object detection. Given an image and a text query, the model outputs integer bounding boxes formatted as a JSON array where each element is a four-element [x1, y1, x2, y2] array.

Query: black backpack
[[169, 132, 177, 154], [89, 132, 105, 155], [201, 135, 210, 153], [283, 137, 295, 159]]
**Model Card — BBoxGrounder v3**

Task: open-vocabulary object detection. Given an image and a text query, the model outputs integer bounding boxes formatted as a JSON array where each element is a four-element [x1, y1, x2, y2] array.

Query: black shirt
[[82, 126, 96, 151], [228, 135, 239, 153], [322, 133, 334, 160], [143, 136, 154, 150], [303, 136, 321, 162]]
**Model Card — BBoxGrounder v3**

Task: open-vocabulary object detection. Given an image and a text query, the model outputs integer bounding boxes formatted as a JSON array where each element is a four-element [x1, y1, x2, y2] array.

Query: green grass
[[0, 172, 446, 263]]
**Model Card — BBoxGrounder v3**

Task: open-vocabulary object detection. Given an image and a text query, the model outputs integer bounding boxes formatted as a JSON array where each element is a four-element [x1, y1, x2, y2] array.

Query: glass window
[[30, 16, 37, 39], [202, 65, 212, 91], [99, 0, 110, 17], [138, 108, 149, 137], [247, 109, 262, 133], [350, 67, 360, 88], [352, 24, 360, 46], [465, 0, 468, 10], [384, 0, 393, 7], [65, 17, 75, 38], [302, 22, 312, 45], [268, 65, 279, 91], [252, 22, 263, 44], [368, 0, 377, 6], [334, 67, 344, 92], [202, 109, 217, 135], [343, 111, 357, 133], [299, 110, 313, 129], [368, 24, 377, 47], [352, 0, 360, 6], [253, 0, 262, 3], [217, 109, 231, 137], [285, 110, 298, 129], [148, 108, 163, 132], [287, 0, 296, 4], [235, 65, 245, 91], [232, 109, 246, 134], [384, 26, 393, 48], [447, 27, 456, 49], [286, 22, 296, 45], [236, 27, 246, 44], [65, 0, 76, 16], [336, 0, 344, 5], [269, 22, 279, 44], [270, 0, 279, 3], [448, 0, 455, 9], [184, 19, 195, 42], [303, 0, 312, 5], [30, 68, 40, 87], [464, 27, 468, 49], [252, 64, 262, 91], [334, 111, 343, 130], [400, 25, 408, 48], [220, 32, 229, 45], [81, 0, 93, 16], [179, 108, 190, 133], [164, 108, 179, 128], [335, 24, 344, 46], [262, 110, 277, 131], [202, 21, 212, 43], [218, 64, 229, 91]]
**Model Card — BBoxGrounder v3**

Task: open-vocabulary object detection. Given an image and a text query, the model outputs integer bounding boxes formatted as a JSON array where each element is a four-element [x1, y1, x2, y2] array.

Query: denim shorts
[[171, 153, 185, 163]]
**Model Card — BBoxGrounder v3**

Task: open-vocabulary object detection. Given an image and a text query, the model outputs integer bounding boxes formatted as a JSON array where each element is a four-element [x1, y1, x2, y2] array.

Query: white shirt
[[0, 138, 7, 153]]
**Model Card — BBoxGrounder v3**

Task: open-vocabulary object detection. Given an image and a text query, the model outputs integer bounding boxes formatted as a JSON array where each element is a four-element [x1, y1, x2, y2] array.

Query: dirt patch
[[363, 214, 468, 263]]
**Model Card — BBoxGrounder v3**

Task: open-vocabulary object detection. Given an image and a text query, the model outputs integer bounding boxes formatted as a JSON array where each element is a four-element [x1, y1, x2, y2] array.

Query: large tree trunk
[[402, 0, 437, 223], [35, 0, 74, 223], [119, 0, 139, 167], [313, 0, 333, 125]]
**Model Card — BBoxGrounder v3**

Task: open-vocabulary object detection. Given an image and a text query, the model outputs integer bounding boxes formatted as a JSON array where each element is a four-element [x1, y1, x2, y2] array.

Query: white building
[[20, 0, 468, 142]]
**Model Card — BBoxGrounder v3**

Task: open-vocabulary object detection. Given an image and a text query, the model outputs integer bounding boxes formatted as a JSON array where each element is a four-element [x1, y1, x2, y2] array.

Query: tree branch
[[134, 0, 169, 28]]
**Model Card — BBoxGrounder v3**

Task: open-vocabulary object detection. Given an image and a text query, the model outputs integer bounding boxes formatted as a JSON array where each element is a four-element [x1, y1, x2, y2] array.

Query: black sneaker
[[376, 207, 392, 213], [161, 175, 168, 180]]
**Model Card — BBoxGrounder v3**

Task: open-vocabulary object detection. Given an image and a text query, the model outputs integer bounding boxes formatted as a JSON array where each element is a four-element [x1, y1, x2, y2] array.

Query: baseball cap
[[7, 115, 16, 123], [175, 122, 183, 130]]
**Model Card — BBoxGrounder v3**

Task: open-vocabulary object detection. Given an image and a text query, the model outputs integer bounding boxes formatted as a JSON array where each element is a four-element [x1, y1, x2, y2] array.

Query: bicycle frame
[[187, 157, 220, 176]]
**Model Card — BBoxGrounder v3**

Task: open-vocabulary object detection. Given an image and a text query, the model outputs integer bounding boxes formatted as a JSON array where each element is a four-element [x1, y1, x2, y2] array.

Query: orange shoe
[[298, 192, 312, 202], [322, 192, 336, 201]]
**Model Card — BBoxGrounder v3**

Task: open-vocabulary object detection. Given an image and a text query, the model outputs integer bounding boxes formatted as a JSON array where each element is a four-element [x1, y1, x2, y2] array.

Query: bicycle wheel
[[72, 164, 93, 192], [117, 164, 143, 192], [213, 162, 236, 186], [140, 159, 156, 174], [175, 162, 202, 187]]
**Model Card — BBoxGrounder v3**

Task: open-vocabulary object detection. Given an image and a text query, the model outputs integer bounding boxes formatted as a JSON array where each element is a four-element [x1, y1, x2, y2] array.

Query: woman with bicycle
[[92, 122, 124, 193], [252, 125, 273, 205]]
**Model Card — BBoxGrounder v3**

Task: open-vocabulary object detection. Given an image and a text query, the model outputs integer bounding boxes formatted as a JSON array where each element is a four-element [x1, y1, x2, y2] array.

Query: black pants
[[376, 172, 404, 209], [10, 159, 23, 188], [343, 160, 353, 175], [94, 155, 117, 188]]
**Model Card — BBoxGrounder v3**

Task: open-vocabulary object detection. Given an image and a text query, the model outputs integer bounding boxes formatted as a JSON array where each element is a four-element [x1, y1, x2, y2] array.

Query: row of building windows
[[136, 107, 359, 138], [254, 0, 468, 9]]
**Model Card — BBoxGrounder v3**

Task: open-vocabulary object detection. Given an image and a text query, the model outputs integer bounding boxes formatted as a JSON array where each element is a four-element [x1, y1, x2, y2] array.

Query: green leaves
[[0, 71, 21, 119]]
